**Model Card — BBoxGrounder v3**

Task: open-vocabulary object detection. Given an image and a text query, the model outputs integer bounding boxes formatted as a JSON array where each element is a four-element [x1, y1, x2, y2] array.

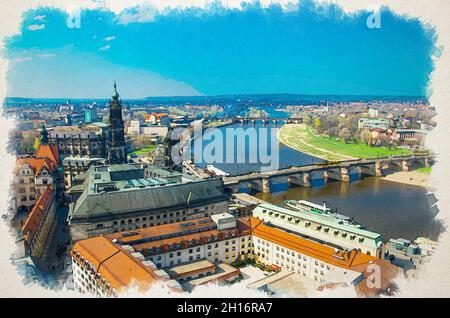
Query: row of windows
[[96, 209, 215, 231], [258, 212, 368, 245]]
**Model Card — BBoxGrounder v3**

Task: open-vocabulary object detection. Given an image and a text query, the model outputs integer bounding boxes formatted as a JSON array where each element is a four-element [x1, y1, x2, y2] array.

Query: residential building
[[145, 113, 170, 125], [368, 108, 379, 118], [358, 118, 389, 130], [21, 187, 57, 259], [12, 126, 60, 213], [395, 129, 428, 145]]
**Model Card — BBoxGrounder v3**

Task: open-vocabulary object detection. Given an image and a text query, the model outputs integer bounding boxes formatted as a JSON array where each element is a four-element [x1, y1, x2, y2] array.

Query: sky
[[3, 1, 436, 99]]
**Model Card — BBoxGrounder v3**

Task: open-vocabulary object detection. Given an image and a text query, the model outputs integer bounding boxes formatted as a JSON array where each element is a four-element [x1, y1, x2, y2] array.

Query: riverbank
[[278, 124, 412, 161], [382, 170, 432, 189]]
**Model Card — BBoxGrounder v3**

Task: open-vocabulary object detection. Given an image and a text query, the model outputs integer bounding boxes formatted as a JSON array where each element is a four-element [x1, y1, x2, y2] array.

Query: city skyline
[[4, 2, 435, 99]]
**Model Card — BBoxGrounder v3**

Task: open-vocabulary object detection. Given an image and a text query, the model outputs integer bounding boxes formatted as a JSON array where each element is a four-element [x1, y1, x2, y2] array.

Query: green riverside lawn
[[279, 124, 413, 161], [416, 167, 432, 175], [130, 144, 157, 156]]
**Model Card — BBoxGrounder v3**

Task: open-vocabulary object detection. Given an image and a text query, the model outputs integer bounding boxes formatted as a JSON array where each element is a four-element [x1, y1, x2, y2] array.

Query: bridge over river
[[222, 154, 432, 193]]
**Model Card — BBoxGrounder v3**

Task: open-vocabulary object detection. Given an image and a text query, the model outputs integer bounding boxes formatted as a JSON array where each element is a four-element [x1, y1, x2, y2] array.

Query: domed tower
[[107, 82, 127, 164]]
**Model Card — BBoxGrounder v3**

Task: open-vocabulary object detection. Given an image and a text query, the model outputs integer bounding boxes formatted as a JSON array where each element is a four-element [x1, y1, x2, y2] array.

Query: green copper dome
[[112, 81, 119, 100]]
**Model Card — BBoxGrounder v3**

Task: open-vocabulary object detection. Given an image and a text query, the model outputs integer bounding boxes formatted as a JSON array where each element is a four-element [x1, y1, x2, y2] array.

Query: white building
[[253, 203, 383, 257]]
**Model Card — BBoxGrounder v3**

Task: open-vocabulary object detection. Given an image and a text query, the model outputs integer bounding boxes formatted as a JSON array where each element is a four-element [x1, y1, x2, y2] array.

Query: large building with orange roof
[[12, 126, 60, 213], [71, 213, 401, 297]]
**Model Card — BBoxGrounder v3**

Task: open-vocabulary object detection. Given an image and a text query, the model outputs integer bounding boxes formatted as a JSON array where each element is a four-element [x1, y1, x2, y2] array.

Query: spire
[[40, 124, 49, 145], [112, 81, 119, 100]]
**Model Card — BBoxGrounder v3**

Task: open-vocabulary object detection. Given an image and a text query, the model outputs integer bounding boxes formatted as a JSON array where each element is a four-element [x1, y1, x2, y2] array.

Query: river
[[192, 118, 443, 241]]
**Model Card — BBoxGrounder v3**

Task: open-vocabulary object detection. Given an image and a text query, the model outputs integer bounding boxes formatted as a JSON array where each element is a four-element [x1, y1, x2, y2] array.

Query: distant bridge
[[222, 154, 432, 193], [231, 117, 304, 125]]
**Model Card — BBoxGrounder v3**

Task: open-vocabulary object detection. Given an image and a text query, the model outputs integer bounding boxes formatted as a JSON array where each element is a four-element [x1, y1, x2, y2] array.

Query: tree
[[338, 127, 352, 143], [360, 130, 372, 145], [21, 133, 36, 154], [314, 118, 321, 128], [33, 137, 41, 151]]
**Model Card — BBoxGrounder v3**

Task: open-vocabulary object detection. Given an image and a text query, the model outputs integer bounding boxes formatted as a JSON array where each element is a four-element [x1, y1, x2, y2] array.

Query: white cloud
[[117, 4, 158, 25], [99, 44, 110, 51], [102, 35, 116, 41], [37, 53, 55, 58], [11, 56, 32, 63], [33, 15, 47, 21], [27, 24, 45, 31]]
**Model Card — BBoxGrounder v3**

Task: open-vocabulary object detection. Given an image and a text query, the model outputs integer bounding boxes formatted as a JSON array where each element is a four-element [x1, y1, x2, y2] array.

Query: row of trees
[[312, 114, 360, 143]]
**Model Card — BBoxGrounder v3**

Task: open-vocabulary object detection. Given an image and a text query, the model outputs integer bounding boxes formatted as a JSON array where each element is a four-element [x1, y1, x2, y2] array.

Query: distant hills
[[4, 93, 428, 108]]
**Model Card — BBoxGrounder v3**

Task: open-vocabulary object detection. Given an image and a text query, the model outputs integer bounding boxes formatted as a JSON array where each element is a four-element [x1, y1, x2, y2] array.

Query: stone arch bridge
[[222, 154, 432, 193]]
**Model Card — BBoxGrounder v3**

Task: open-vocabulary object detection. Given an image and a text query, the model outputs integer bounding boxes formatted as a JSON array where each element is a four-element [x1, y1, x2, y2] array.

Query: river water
[[192, 119, 443, 241]]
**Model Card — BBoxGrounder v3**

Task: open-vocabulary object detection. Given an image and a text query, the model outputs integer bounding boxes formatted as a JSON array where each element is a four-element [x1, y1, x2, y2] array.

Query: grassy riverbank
[[279, 124, 412, 161], [129, 144, 157, 156]]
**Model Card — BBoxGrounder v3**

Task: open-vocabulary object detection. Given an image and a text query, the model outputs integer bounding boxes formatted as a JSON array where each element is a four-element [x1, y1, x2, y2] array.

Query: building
[[107, 82, 127, 164], [145, 113, 170, 125], [84, 105, 98, 124], [385, 238, 421, 257], [12, 126, 60, 213], [253, 203, 383, 257], [62, 156, 106, 190], [395, 129, 428, 145], [71, 236, 182, 297], [71, 214, 400, 297], [368, 108, 379, 118], [127, 120, 141, 135], [68, 163, 229, 241], [48, 122, 109, 158], [127, 119, 169, 139], [358, 118, 389, 130], [70, 213, 249, 296], [106, 213, 252, 268], [21, 187, 57, 259]]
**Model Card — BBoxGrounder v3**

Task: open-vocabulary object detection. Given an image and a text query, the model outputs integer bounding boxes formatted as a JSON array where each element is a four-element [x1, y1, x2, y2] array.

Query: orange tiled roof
[[72, 236, 156, 294], [22, 187, 53, 244], [35, 143, 59, 165], [15, 157, 55, 176], [106, 217, 252, 256], [72, 216, 399, 296], [146, 113, 168, 120], [250, 216, 376, 270]]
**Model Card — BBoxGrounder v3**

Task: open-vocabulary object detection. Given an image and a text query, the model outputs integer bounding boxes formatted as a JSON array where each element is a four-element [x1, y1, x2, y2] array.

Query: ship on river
[[284, 199, 357, 224]]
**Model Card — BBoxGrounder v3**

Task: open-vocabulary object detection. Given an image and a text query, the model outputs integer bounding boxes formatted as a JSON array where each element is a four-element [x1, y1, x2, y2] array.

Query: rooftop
[[105, 216, 254, 256], [69, 176, 227, 222], [254, 203, 382, 240], [252, 217, 378, 270], [22, 188, 54, 244], [71, 236, 157, 294]]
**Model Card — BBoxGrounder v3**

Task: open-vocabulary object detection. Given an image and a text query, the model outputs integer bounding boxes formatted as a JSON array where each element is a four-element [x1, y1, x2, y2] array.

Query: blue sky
[[4, 1, 436, 98]]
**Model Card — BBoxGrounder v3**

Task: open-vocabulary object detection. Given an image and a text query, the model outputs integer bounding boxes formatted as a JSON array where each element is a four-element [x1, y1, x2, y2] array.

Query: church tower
[[107, 82, 127, 164]]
